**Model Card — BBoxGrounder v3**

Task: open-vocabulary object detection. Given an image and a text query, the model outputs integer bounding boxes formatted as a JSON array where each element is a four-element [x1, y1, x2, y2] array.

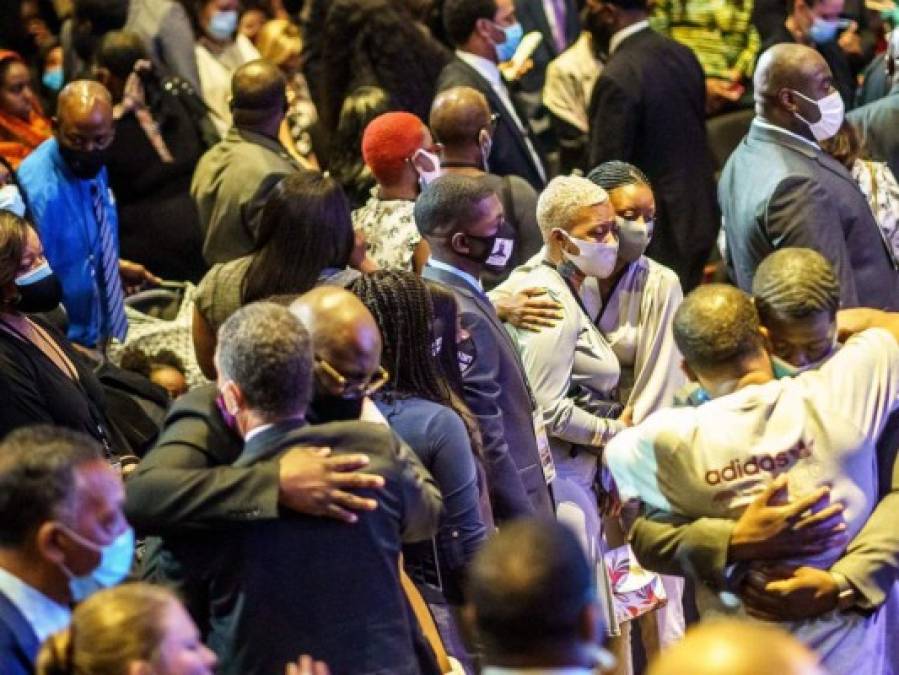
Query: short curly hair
[[216, 302, 313, 420], [674, 284, 764, 371], [535, 175, 608, 240]]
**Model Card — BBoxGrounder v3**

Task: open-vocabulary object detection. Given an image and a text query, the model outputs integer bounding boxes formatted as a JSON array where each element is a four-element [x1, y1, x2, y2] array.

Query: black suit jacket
[[422, 264, 554, 522], [515, 0, 580, 93], [587, 27, 719, 291], [848, 89, 899, 180], [143, 408, 443, 675], [437, 57, 547, 189], [0, 591, 38, 675]]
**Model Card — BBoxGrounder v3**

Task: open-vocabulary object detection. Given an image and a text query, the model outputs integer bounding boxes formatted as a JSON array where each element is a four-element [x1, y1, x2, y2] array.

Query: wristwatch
[[831, 572, 857, 612]]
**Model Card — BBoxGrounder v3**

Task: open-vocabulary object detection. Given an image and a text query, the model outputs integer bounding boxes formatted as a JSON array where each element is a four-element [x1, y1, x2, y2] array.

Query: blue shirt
[[18, 138, 120, 346]]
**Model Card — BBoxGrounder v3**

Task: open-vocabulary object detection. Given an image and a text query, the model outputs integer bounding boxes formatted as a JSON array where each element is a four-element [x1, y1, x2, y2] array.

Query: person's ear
[[758, 325, 774, 353], [778, 88, 799, 114], [35, 521, 67, 566], [549, 227, 571, 252], [219, 380, 244, 416], [680, 359, 698, 383], [127, 660, 154, 675], [475, 16, 502, 42], [477, 128, 491, 150], [450, 231, 472, 256]]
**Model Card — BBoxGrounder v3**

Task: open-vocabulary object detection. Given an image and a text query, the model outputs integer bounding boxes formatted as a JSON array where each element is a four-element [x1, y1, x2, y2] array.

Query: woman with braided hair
[[350, 269, 488, 673]]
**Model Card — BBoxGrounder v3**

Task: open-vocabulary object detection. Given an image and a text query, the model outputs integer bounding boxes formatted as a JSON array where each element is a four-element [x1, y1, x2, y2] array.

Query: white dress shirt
[[427, 256, 484, 293], [455, 50, 547, 183], [752, 117, 821, 150], [0, 566, 71, 643], [608, 19, 650, 55]]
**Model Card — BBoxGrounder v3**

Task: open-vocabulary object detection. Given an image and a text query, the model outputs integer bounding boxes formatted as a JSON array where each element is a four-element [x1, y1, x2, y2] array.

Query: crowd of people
[[0, 0, 898, 673]]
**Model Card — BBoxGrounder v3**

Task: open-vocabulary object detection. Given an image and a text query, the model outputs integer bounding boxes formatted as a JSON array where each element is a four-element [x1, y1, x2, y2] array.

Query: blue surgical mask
[[0, 184, 26, 218], [42, 67, 64, 92], [809, 17, 839, 44], [494, 21, 524, 63], [58, 525, 135, 602], [207, 9, 238, 41]]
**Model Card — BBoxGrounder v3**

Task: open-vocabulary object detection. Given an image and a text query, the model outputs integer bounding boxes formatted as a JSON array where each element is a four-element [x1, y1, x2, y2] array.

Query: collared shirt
[[609, 20, 651, 55], [18, 138, 120, 347], [455, 50, 547, 183], [752, 117, 820, 150], [244, 423, 274, 444], [427, 257, 483, 293], [483, 667, 595, 675], [0, 567, 71, 643]]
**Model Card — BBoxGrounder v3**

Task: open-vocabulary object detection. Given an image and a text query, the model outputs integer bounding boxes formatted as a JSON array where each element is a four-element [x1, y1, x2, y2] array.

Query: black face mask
[[58, 144, 107, 179], [310, 392, 365, 423], [15, 262, 63, 313], [457, 221, 516, 274]]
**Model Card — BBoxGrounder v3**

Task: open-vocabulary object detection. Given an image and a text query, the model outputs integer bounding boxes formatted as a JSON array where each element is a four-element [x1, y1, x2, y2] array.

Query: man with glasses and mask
[[145, 302, 442, 674], [419, 174, 554, 523], [720, 43, 899, 311], [17, 80, 160, 350], [430, 86, 543, 288], [0, 426, 133, 675]]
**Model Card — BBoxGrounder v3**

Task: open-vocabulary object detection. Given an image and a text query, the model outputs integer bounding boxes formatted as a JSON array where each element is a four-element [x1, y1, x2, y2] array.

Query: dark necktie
[[91, 183, 128, 341]]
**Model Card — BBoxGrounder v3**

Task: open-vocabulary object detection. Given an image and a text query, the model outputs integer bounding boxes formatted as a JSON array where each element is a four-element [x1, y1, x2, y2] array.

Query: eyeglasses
[[315, 358, 389, 398]]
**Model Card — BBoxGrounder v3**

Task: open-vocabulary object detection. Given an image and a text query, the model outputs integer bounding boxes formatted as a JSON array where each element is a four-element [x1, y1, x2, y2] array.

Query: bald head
[[56, 80, 113, 127], [648, 620, 825, 675], [231, 60, 287, 131], [289, 286, 382, 384], [674, 284, 765, 373], [755, 43, 826, 98], [430, 86, 491, 149]]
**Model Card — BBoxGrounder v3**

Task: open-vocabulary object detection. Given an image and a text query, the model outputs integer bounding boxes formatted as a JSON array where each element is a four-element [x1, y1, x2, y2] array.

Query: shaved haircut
[[754, 43, 824, 99], [674, 284, 764, 371], [429, 86, 491, 146], [753, 248, 841, 324], [57, 80, 112, 120]]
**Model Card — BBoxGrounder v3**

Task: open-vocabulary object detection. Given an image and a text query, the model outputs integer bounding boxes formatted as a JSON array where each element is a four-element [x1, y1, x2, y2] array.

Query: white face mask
[[616, 216, 653, 263], [791, 89, 845, 141], [411, 148, 442, 188], [557, 229, 618, 279], [0, 184, 26, 218]]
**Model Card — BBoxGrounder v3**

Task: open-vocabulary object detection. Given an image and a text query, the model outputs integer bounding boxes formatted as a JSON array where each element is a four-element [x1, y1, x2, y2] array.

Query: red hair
[[361, 111, 426, 186]]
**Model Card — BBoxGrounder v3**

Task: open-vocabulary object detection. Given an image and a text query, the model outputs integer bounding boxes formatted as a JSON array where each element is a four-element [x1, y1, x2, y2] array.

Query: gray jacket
[[720, 120, 899, 310], [191, 128, 300, 265]]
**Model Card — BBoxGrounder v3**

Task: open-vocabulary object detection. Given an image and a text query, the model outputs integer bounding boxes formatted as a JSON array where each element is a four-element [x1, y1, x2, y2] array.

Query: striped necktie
[[91, 182, 128, 342], [550, 0, 568, 52]]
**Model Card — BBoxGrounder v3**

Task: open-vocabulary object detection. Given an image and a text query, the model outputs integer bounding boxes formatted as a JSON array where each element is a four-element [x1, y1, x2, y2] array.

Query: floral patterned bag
[[604, 543, 668, 624]]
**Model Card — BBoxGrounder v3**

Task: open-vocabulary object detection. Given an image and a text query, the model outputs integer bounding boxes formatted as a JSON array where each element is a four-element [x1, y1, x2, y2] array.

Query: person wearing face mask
[[181, 0, 260, 136], [17, 81, 161, 350], [430, 85, 543, 288], [760, 0, 857, 108], [604, 284, 899, 675], [350, 112, 436, 273], [491, 176, 627, 655], [0, 212, 124, 448], [419, 174, 554, 522], [720, 43, 899, 312], [438, 0, 549, 190], [0, 156, 29, 220], [146, 301, 442, 674], [0, 425, 133, 675]]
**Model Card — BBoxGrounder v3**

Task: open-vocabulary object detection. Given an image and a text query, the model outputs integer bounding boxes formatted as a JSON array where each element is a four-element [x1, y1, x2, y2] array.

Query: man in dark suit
[[0, 427, 129, 674], [848, 30, 899, 179], [417, 175, 554, 522], [439, 0, 548, 189], [516, 0, 581, 94], [145, 302, 443, 674], [720, 43, 899, 310], [585, 0, 719, 292]]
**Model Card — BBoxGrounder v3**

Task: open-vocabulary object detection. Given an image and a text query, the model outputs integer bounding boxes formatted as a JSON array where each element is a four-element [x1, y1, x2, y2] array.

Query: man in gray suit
[[720, 43, 899, 310], [848, 30, 899, 180], [418, 175, 554, 522]]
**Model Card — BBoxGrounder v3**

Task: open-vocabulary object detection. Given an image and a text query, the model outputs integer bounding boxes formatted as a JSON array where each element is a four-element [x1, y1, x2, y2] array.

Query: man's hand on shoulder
[[278, 447, 385, 523], [729, 475, 848, 562]]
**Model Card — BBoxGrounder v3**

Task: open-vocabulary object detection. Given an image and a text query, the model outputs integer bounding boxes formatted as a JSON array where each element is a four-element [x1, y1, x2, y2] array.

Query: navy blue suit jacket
[[0, 591, 39, 675]]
